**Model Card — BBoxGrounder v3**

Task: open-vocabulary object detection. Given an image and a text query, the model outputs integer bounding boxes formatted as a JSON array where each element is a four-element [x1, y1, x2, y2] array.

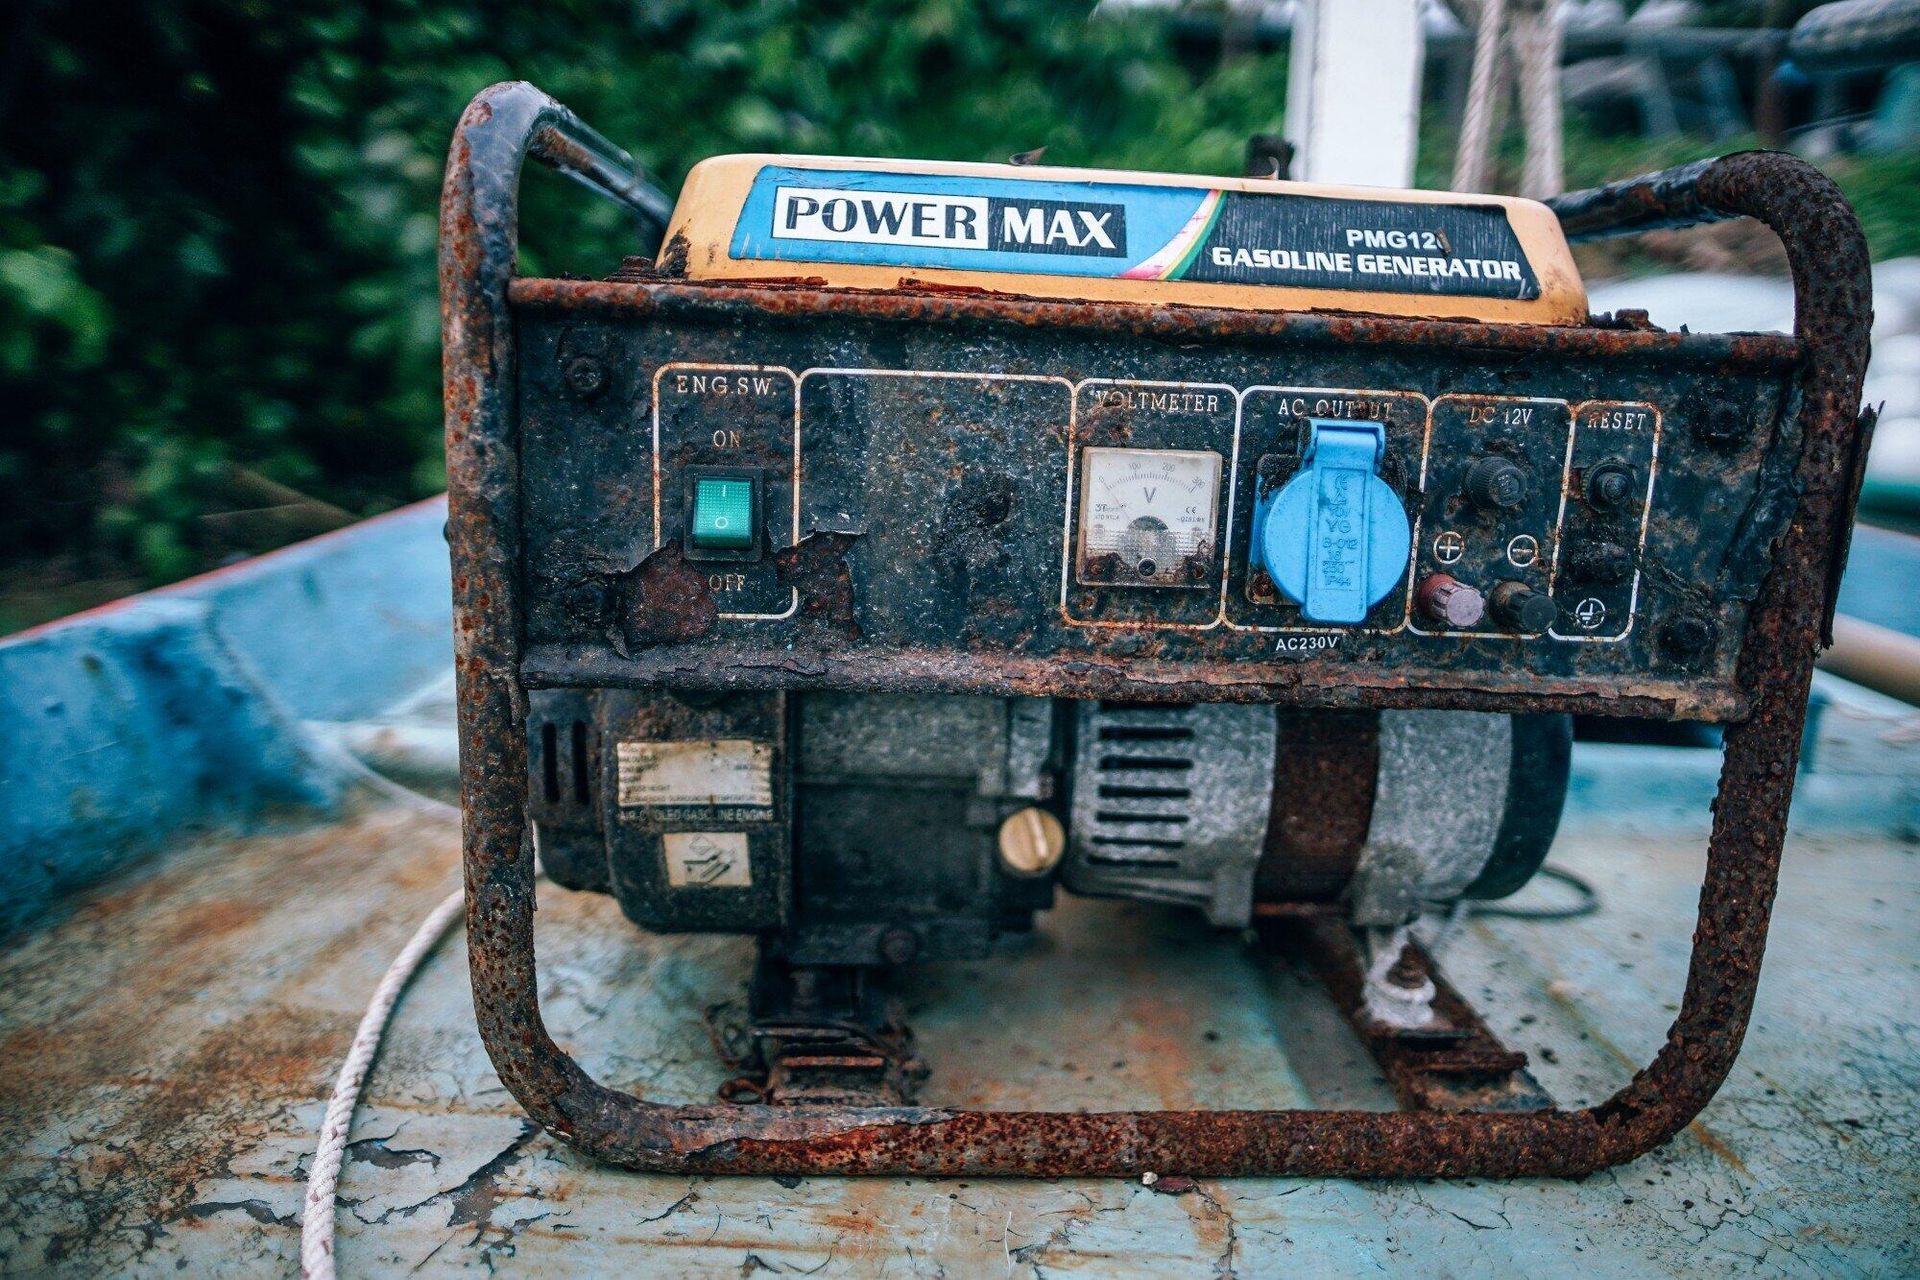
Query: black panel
[[516, 299, 1797, 720]]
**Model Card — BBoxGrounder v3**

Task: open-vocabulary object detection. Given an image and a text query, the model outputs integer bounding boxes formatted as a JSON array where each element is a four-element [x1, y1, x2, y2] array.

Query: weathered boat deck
[[1, 791, 1912, 1275], [3, 497, 1914, 1275]]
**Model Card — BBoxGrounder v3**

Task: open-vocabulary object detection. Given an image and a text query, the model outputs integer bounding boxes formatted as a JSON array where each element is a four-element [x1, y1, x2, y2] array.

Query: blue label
[[729, 165, 1540, 299], [731, 166, 1214, 281]]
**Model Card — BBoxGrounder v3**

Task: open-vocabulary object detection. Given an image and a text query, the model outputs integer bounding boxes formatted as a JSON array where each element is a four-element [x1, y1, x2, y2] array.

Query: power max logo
[[772, 186, 1127, 257], [728, 165, 1540, 301]]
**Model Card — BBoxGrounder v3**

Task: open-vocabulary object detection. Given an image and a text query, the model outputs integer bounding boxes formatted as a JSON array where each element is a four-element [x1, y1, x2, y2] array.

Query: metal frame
[[443, 81, 1871, 1176]]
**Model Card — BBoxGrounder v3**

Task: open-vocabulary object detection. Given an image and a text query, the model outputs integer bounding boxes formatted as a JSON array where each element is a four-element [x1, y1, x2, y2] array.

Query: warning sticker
[[663, 832, 752, 888], [616, 739, 773, 809], [731, 166, 1539, 300]]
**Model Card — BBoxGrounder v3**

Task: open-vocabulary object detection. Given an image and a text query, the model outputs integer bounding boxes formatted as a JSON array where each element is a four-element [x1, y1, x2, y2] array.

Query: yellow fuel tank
[[661, 153, 1587, 325]]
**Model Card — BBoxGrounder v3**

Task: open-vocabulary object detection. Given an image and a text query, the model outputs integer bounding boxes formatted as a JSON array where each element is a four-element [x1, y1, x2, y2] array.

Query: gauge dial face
[[1076, 447, 1223, 588]]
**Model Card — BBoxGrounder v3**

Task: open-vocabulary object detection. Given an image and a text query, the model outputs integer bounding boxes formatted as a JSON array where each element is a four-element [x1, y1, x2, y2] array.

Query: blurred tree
[[0, 0, 1289, 586]]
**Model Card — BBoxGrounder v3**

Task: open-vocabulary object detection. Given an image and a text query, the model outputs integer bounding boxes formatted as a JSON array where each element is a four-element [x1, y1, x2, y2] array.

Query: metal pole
[[1284, 0, 1426, 187]]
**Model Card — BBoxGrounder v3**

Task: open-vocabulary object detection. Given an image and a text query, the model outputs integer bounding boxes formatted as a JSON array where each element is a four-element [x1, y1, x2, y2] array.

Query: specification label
[[616, 740, 773, 809]]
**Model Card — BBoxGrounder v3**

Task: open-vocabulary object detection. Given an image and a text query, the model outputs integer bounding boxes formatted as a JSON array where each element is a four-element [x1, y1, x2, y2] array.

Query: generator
[[443, 83, 1872, 1177]]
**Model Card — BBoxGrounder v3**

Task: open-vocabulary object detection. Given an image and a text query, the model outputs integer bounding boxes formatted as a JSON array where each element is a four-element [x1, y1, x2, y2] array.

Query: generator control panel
[[519, 294, 1792, 722]]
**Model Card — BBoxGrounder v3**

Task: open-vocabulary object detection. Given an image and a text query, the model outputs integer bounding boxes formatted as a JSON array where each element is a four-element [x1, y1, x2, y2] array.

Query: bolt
[[879, 927, 920, 967], [564, 355, 606, 399], [1661, 611, 1717, 659], [1695, 404, 1745, 448], [1385, 946, 1426, 989]]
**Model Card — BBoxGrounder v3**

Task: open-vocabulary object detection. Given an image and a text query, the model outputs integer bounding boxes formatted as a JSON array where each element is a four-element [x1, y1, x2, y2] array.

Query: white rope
[[300, 881, 466, 1280], [297, 722, 550, 1278], [1452, 0, 1509, 192], [297, 726, 472, 1279], [1513, 0, 1566, 198], [1451, 0, 1565, 198]]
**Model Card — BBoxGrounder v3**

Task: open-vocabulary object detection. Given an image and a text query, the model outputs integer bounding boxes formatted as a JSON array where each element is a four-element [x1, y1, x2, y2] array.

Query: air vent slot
[[1096, 724, 1194, 742], [570, 720, 591, 804], [1098, 784, 1191, 800], [541, 723, 561, 803], [1093, 810, 1190, 825], [1097, 754, 1193, 772]]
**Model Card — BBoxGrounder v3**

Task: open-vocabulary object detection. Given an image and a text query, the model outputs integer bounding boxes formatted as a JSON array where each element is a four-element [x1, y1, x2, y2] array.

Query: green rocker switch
[[689, 474, 757, 552]]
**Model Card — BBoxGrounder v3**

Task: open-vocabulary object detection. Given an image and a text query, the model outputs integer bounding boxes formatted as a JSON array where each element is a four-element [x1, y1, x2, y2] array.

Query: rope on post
[[1452, 0, 1566, 198], [1452, 0, 1509, 193], [1513, 0, 1567, 198]]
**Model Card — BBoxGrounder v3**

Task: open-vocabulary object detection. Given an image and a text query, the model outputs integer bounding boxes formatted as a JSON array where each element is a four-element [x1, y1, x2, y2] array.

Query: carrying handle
[[527, 117, 673, 244]]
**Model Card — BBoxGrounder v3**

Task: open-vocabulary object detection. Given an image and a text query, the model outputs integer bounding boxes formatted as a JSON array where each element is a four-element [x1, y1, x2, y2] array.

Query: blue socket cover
[[1252, 419, 1411, 624]]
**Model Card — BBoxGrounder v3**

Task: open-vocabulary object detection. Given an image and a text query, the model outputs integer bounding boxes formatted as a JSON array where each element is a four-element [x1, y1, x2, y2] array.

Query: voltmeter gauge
[[1076, 447, 1224, 588]]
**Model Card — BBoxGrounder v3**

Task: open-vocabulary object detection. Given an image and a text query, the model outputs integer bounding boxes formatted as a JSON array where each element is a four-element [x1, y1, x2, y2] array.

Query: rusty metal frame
[[444, 81, 1871, 1176]]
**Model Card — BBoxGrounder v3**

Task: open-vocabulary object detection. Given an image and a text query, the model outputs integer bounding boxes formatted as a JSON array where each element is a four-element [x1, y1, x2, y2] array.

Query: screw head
[[1695, 405, 1744, 448], [564, 355, 606, 399], [1660, 611, 1716, 659], [997, 806, 1066, 877], [879, 927, 920, 967]]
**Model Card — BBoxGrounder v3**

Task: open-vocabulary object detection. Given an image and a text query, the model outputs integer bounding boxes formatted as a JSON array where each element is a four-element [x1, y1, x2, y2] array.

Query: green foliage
[[1, 0, 1289, 582], [1828, 148, 1920, 262], [4, 0, 1914, 591]]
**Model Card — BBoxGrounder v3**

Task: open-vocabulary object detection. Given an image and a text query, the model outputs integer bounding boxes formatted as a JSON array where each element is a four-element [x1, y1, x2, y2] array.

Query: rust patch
[[773, 531, 862, 640], [4, 1003, 349, 1268], [0, 808, 456, 1132], [1256, 710, 1378, 903], [616, 541, 719, 651], [505, 275, 1804, 376], [163, 898, 263, 948], [1265, 915, 1553, 1113]]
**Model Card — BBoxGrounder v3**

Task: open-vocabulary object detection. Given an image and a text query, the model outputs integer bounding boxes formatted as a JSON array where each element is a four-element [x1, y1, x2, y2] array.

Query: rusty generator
[[442, 83, 1872, 1178]]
